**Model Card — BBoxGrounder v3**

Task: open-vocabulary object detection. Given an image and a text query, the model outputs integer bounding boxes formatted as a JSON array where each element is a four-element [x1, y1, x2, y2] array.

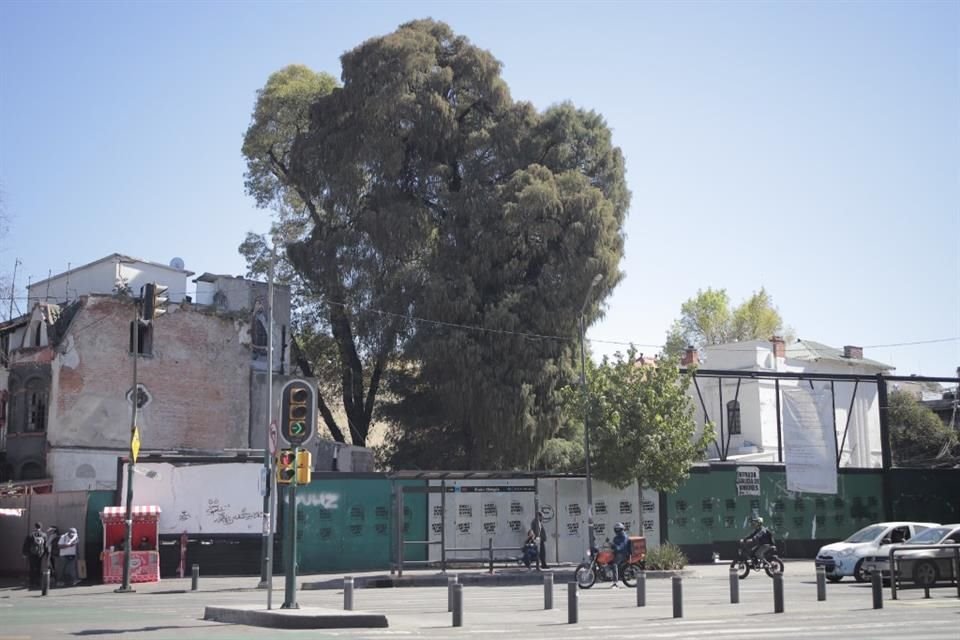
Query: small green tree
[[889, 389, 958, 466], [664, 287, 785, 358], [564, 349, 713, 491]]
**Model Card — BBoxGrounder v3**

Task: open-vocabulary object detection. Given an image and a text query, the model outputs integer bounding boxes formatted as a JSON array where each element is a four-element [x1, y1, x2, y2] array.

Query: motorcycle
[[732, 539, 784, 579], [575, 536, 646, 589]]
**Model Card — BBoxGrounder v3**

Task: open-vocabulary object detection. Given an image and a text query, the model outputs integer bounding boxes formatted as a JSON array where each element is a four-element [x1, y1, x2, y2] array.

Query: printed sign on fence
[[736, 466, 761, 496]]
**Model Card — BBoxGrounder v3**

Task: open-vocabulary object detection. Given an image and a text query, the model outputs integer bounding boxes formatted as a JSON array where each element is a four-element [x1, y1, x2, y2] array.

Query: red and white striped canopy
[[101, 505, 161, 521]]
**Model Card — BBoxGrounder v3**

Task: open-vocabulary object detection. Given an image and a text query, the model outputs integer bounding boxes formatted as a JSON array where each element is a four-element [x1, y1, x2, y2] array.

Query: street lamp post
[[579, 274, 602, 554]]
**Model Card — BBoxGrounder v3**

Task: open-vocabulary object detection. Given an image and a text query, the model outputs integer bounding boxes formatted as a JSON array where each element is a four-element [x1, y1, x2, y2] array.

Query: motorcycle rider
[[610, 522, 630, 588], [741, 517, 775, 564]]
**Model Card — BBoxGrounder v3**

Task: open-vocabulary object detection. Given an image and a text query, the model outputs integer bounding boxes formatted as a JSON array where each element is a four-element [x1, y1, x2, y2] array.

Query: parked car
[[861, 524, 960, 586], [814, 521, 939, 582]]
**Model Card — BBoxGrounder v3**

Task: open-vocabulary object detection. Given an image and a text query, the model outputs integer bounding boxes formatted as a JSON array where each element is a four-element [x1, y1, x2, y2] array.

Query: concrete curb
[[203, 605, 388, 629], [301, 568, 695, 590]]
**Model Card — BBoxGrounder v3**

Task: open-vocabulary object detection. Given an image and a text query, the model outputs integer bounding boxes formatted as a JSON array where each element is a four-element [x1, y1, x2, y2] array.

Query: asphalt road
[[2, 561, 957, 639]]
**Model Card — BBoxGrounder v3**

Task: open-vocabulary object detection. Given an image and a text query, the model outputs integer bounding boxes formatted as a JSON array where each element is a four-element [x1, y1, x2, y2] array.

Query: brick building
[[0, 255, 294, 490]]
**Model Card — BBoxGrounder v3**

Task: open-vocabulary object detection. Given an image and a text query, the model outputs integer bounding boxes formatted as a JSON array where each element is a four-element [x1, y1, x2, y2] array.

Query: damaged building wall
[[49, 296, 253, 489]]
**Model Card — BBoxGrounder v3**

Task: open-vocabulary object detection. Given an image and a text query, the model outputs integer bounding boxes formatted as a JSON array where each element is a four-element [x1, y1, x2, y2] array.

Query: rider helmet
[[614, 522, 625, 532], [751, 517, 764, 528]]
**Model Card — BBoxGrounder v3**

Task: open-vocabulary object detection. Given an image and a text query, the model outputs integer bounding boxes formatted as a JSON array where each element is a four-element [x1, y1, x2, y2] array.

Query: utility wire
[[9, 289, 960, 358]]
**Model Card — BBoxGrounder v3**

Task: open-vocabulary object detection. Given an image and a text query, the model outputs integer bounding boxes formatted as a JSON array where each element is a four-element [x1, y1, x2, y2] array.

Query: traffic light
[[142, 283, 169, 321], [280, 380, 315, 446], [295, 449, 312, 485], [277, 449, 296, 484]]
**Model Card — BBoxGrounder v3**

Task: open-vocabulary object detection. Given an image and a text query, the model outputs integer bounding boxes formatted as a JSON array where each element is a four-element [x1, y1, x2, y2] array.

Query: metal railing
[[887, 543, 960, 600], [399, 537, 521, 575]]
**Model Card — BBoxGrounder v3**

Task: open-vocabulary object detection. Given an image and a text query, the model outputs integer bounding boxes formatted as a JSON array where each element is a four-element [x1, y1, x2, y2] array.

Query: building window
[[129, 321, 153, 356], [252, 313, 268, 348], [33, 323, 42, 347], [727, 399, 741, 435], [25, 378, 47, 432]]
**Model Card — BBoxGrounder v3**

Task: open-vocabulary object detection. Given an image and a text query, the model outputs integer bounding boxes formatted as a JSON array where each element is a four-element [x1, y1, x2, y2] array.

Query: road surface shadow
[[72, 624, 223, 636]]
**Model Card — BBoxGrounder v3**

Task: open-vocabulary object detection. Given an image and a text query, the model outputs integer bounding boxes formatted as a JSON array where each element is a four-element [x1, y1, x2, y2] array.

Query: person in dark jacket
[[21, 522, 47, 589], [742, 517, 775, 562], [530, 511, 549, 569], [610, 522, 630, 587], [47, 526, 62, 587]]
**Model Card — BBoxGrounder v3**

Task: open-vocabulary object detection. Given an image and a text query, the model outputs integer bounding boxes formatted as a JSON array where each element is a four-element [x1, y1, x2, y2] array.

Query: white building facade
[[688, 338, 892, 469]]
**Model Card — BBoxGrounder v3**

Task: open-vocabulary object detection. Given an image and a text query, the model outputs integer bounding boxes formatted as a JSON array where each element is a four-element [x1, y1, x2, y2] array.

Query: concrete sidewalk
[[301, 564, 691, 589]]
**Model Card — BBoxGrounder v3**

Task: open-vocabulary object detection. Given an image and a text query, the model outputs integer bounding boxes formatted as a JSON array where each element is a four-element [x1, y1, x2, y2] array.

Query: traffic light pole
[[281, 446, 299, 609], [260, 246, 276, 604], [117, 294, 140, 593]]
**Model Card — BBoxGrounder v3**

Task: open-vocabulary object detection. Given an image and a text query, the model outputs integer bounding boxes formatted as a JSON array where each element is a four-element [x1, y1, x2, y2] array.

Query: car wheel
[[826, 575, 842, 583], [912, 560, 939, 587], [853, 559, 868, 583]]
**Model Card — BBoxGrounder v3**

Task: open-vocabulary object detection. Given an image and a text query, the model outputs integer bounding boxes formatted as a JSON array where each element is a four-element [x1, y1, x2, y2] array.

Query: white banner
[[427, 480, 536, 562], [427, 478, 660, 565], [782, 383, 838, 494], [121, 462, 265, 534]]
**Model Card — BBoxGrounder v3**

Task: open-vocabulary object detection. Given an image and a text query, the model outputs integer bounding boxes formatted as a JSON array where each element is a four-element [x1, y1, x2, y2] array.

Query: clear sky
[[1, 1, 957, 378]]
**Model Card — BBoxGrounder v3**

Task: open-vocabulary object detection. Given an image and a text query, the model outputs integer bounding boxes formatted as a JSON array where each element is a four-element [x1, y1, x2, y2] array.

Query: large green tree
[[664, 287, 785, 358], [561, 349, 712, 490], [245, 21, 628, 463], [242, 64, 396, 445], [889, 389, 958, 467]]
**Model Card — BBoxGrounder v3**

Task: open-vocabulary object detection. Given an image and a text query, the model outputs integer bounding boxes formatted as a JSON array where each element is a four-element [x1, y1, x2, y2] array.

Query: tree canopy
[[562, 349, 712, 491], [241, 20, 629, 465], [889, 389, 958, 467], [664, 287, 785, 358]]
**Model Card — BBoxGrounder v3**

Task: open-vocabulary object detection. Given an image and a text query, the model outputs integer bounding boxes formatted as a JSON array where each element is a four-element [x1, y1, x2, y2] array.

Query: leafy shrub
[[645, 542, 688, 570]]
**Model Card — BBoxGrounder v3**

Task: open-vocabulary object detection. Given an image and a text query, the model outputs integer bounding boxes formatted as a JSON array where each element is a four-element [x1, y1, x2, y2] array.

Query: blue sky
[[1, 1, 957, 378]]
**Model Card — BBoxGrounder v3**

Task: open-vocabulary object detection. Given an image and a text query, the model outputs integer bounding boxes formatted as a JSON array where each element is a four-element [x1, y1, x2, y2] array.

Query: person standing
[[21, 522, 47, 590], [530, 511, 549, 569], [58, 527, 80, 587], [47, 526, 62, 587]]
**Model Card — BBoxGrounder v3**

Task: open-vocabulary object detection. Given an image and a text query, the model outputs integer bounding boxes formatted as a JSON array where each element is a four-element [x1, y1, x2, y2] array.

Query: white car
[[862, 524, 960, 585], [814, 521, 939, 582]]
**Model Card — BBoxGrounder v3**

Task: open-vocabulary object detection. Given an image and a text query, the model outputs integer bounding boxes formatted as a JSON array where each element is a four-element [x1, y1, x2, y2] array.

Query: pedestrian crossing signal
[[296, 449, 312, 485], [277, 449, 296, 484]]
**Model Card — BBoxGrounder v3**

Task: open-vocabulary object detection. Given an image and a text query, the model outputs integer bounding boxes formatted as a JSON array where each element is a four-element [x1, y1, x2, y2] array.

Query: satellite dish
[[169, 257, 185, 270]]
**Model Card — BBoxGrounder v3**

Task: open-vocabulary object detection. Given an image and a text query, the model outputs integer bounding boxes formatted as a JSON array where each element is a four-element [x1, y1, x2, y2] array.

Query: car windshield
[[906, 527, 951, 545], [845, 525, 886, 543]]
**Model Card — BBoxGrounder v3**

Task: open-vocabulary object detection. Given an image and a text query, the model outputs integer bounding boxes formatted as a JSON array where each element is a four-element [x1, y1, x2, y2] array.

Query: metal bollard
[[488, 538, 494, 574], [773, 572, 784, 613], [567, 582, 578, 624], [672, 575, 683, 618], [871, 572, 882, 609], [636, 570, 646, 607], [344, 576, 354, 611], [816, 566, 826, 601], [41, 569, 50, 596], [191, 564, 199, 591], [448, 574, 458, 612], [452, 583, 463, 627], [729, 565, 739, 604], [954, 550, 960, 599], [924, 585, 931, 599], [544, 572, 554, 610]]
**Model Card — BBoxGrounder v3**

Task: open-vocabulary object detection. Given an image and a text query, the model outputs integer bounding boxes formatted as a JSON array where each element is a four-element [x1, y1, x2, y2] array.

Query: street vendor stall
[[100, 505, 161, 584]]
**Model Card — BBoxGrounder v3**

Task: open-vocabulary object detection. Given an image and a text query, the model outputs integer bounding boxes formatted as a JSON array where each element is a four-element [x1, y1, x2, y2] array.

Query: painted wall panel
[[665, 467, 883, 551], [120, 462, 264, 534], [427, 479, 536, 562]]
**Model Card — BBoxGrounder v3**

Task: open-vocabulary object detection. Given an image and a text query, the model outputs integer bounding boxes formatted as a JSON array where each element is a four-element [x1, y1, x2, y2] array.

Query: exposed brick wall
[[53, 296, 252, 452]]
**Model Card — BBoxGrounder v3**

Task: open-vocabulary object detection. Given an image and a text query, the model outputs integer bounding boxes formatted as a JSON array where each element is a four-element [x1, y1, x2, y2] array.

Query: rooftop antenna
[[7, 258, 19, 321], [44, 269, 51, 303], [64, 262, 71, 303]]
